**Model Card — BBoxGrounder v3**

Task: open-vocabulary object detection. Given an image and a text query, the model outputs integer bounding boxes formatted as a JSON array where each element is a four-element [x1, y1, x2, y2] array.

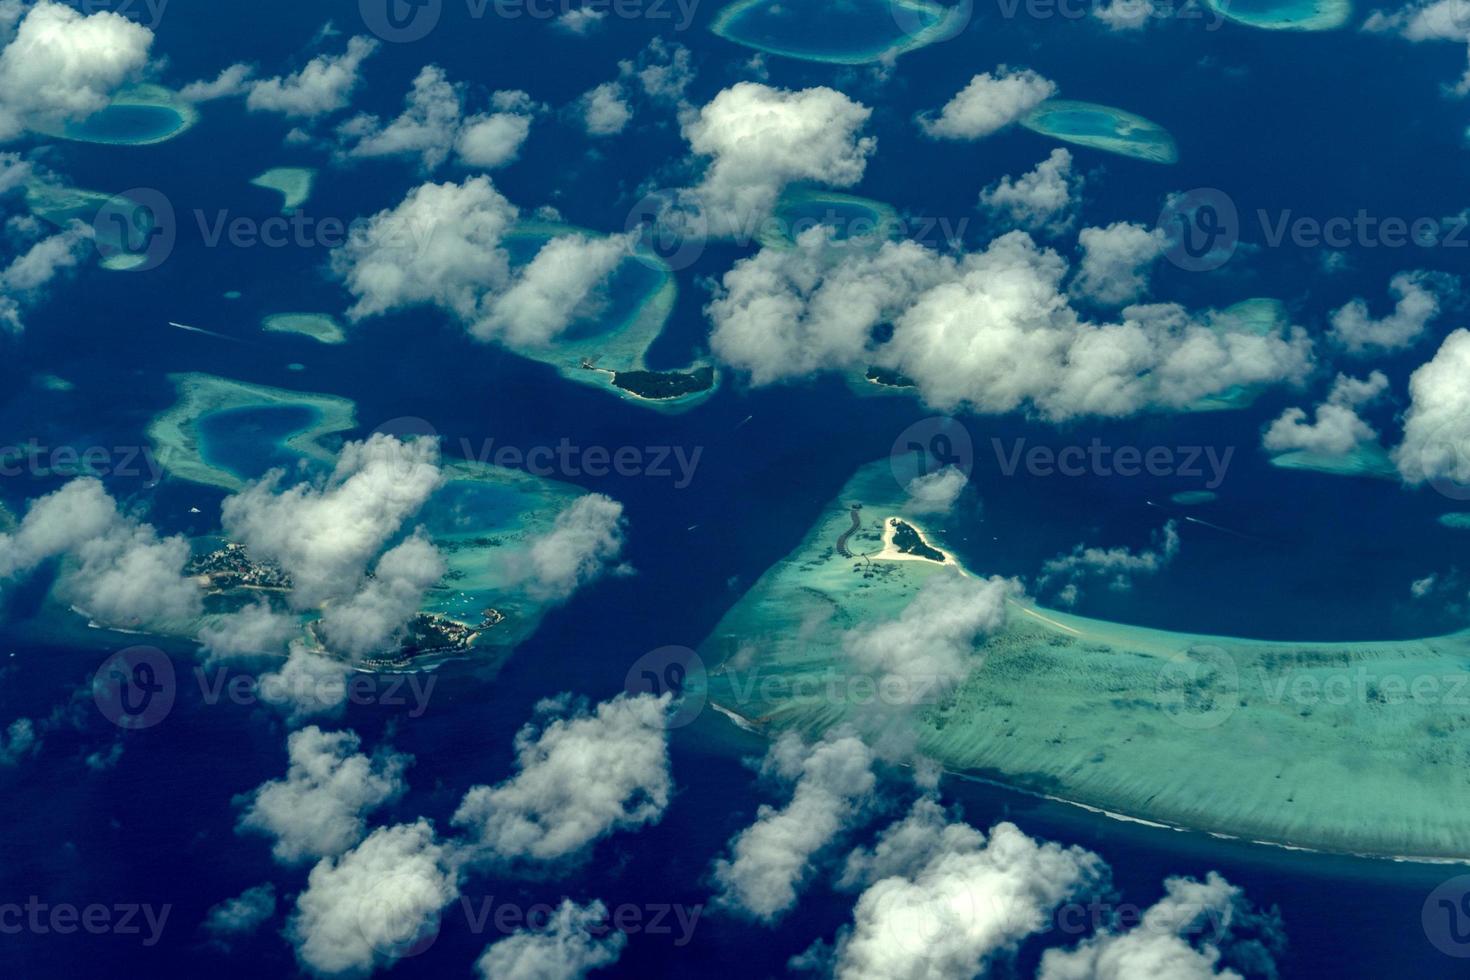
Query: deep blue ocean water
[[2, 0, 1469, 976]]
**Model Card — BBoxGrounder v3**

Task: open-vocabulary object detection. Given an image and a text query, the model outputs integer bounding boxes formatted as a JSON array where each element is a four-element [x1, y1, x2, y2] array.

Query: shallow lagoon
[[147, 373, 357, 490], [710, 0, 966, 64], [698, 458, 1470, 859], [32, 85, 198, 146], [1021, 100, 1179, 164], [137, 373, 589, 669]]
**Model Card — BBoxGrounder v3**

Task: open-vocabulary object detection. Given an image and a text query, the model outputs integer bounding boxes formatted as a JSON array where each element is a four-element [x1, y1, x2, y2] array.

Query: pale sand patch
[[868, 516, 964, 572]]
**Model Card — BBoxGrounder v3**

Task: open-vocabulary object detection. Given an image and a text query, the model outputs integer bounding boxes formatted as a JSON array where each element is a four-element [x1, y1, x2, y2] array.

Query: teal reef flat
[[1268, 444, 1398, 480], [698, 458, 1470, 860], [1021, 100, 1179, 164], [249, 167, 317, 213], [710, 0, 966, 64], [262, 313, 347, 345], [25, 179, 158, 272], [146, 373, 357, 491]]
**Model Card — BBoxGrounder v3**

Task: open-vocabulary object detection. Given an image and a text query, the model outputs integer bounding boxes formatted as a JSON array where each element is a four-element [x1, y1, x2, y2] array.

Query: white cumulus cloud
[[453, 692, 671, 863]]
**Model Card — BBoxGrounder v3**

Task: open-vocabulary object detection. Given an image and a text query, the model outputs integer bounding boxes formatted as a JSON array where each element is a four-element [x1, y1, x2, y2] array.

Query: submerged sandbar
[[1021, 100, 1178, 164], [698, 457, 1470, 860], [262, 313, 346, 345], [250, 168, 317, 213]]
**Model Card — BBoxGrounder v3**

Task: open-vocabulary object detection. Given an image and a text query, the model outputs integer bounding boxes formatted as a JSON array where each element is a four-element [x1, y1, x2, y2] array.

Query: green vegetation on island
[[889, 518, 945, 562], [611, 366, 715, 400]]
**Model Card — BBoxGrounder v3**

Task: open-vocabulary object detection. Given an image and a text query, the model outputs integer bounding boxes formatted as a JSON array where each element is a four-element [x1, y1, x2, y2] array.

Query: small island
[[864, 366, 915, 388], [187, 543, 292, 593], [610, 365, 716, 400], [883, 518, 948, 563]]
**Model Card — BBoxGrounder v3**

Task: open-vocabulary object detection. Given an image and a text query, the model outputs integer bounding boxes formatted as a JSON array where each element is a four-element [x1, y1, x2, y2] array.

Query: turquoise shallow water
[[700, 458, 1470, 859]]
